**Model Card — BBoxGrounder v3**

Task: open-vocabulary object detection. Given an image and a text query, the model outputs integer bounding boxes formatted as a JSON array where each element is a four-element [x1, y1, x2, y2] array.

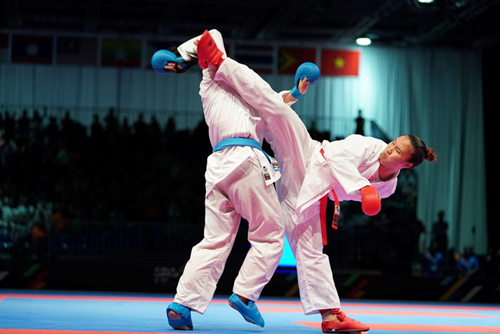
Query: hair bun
[[425, 148, 437, 162]]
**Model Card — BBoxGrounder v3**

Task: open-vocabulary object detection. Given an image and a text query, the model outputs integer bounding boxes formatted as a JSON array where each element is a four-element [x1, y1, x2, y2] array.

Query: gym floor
[[1, 290, 499, 334]]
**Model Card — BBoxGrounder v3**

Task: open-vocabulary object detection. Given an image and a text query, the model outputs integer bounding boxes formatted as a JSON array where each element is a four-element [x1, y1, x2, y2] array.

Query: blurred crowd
[[0, 108, 210, 256], [0, 108, 498, 277]]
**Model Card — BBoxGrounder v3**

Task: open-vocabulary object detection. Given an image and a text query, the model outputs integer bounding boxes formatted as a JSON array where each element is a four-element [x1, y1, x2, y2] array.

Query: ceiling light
[[417, 0, 434, 3], [356, 37, 372, 46]]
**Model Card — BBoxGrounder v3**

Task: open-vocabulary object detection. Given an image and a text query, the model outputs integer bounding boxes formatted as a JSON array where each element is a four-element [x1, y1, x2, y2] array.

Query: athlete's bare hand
[[298, 78, 310, 95]]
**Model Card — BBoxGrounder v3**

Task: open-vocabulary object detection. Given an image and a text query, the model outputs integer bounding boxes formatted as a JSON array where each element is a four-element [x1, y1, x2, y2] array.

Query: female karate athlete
[[194, 30, 437, 333], [151, 30, 285, 330]]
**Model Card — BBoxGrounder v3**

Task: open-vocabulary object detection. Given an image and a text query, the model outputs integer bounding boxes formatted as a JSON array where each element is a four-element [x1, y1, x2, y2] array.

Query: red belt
[[320, 148, 340, 245]]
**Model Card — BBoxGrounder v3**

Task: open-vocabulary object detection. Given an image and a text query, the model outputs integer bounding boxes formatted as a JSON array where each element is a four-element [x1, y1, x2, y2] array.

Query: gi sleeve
[[324, 136, 376, 196]]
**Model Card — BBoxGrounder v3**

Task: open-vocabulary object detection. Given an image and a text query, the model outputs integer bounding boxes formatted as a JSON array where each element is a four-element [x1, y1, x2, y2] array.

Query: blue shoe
[[166, 302, 193, 330], [228, 293, 265, 328]]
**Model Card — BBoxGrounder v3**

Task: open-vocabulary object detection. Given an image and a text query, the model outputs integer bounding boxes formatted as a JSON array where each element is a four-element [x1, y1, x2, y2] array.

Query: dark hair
[[407, 134, 437, 167]]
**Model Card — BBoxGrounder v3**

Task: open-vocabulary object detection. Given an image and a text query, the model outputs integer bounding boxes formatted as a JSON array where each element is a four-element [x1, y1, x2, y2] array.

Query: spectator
[[456, 245, 479, 277], [17, 110, 31, 140], [90, 113, 104, 139], [104, 107, 119, 134], [421, 241, 444, 277], [432, 211, 449, 255], [31, 109, 44, 134], [354, 108, 365, 135], [486, 248, 500, 277]]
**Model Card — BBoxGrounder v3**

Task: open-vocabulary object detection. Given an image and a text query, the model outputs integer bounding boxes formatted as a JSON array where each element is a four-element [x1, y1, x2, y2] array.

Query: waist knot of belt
[[213, 137, 280, 171]]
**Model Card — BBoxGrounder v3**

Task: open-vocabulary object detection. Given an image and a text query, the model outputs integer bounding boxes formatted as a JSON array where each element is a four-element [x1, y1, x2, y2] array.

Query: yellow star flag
[[321, 50, 360, 76]]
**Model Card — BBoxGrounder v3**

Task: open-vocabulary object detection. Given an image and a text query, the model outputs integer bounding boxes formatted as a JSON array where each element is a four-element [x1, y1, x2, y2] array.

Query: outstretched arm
[[151, 29, 226, 74]]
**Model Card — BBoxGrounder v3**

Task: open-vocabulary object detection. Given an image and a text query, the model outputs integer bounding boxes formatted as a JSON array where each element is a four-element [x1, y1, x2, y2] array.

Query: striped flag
[[233, 44, 274, 74], [11, 35, 53, 64], [101, 38, 141, 68], [56, 37, 97, 65]]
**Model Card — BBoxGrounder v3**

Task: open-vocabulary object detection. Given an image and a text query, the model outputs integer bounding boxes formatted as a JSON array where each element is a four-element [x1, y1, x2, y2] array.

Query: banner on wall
[[101, 39, 141, 68], [278, 47, 316, 74], [321, 49, 360, 76], [11, 35, 53, 64], [234, 44, 274, 74], [57, 37, 98, 65]]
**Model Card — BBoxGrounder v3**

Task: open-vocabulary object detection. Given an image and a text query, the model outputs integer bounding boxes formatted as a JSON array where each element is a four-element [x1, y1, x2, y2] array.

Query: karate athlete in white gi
[[195, 30, 436, 333], [151, 30, 285, 330]]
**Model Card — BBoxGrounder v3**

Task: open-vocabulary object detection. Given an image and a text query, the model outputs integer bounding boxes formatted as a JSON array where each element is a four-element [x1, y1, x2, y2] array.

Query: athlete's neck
[[378, 165, 397, 181]]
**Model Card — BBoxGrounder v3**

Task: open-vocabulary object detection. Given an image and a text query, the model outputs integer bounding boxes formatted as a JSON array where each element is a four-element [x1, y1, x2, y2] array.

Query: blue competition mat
[[1, 290, 500, 334]]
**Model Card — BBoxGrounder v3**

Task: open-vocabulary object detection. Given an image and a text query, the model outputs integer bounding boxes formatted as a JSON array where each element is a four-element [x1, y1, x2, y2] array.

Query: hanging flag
[[278, 47, 316, 74], [101, 38, 141, 68], [11, 35, 53, 64], [234, 44, 274, 74], [57, 37, 98, 65], [0, 34, 8, 63], [321, 49, 360, 76]]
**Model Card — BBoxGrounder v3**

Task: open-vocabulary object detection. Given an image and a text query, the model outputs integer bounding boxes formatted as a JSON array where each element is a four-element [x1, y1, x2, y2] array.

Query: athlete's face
[[379, 135, 414, 171]]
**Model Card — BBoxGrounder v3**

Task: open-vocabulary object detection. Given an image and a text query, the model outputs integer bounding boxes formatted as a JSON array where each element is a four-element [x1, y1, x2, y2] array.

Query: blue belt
[[213, 138, 279, 171]]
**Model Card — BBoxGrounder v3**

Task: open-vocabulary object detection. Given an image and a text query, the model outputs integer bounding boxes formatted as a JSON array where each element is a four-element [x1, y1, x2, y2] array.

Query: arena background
[[0, 0, 499, 304]]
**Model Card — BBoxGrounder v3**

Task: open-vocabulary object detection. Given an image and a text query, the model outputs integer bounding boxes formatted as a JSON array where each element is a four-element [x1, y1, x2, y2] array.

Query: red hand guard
[[361, 186, 381, 216]]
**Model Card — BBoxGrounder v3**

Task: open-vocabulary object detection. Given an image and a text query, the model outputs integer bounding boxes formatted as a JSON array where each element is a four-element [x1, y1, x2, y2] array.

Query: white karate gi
[[214, 58, 398, 314], [173, 30, 285, 314]]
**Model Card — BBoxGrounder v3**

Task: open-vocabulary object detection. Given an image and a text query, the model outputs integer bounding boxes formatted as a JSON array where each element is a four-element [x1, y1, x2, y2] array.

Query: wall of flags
[[0, 32, 361, 76]]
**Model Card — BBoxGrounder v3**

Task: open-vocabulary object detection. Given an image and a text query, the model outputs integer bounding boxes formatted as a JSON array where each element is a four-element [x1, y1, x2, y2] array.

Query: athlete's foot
[[166, 303, 193, 330], [168, 309, 182, 320], [167, 310, 190, 330], [196, 30, 224, 69], [228, 293, 265, 327], [236, 294, 249, 305], [321, 308, 338, 322], [320, 309, 369, 333], [228, 294, 252, 323]]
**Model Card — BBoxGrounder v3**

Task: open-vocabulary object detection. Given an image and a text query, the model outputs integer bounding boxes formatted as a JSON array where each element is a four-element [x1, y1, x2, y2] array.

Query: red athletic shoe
[[197, 30, 224, 69], [321, 309, 369, 333]]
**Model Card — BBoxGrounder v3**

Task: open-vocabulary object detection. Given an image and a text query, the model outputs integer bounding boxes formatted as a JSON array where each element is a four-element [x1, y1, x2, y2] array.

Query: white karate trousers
[[174, 155, 284, 314]]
